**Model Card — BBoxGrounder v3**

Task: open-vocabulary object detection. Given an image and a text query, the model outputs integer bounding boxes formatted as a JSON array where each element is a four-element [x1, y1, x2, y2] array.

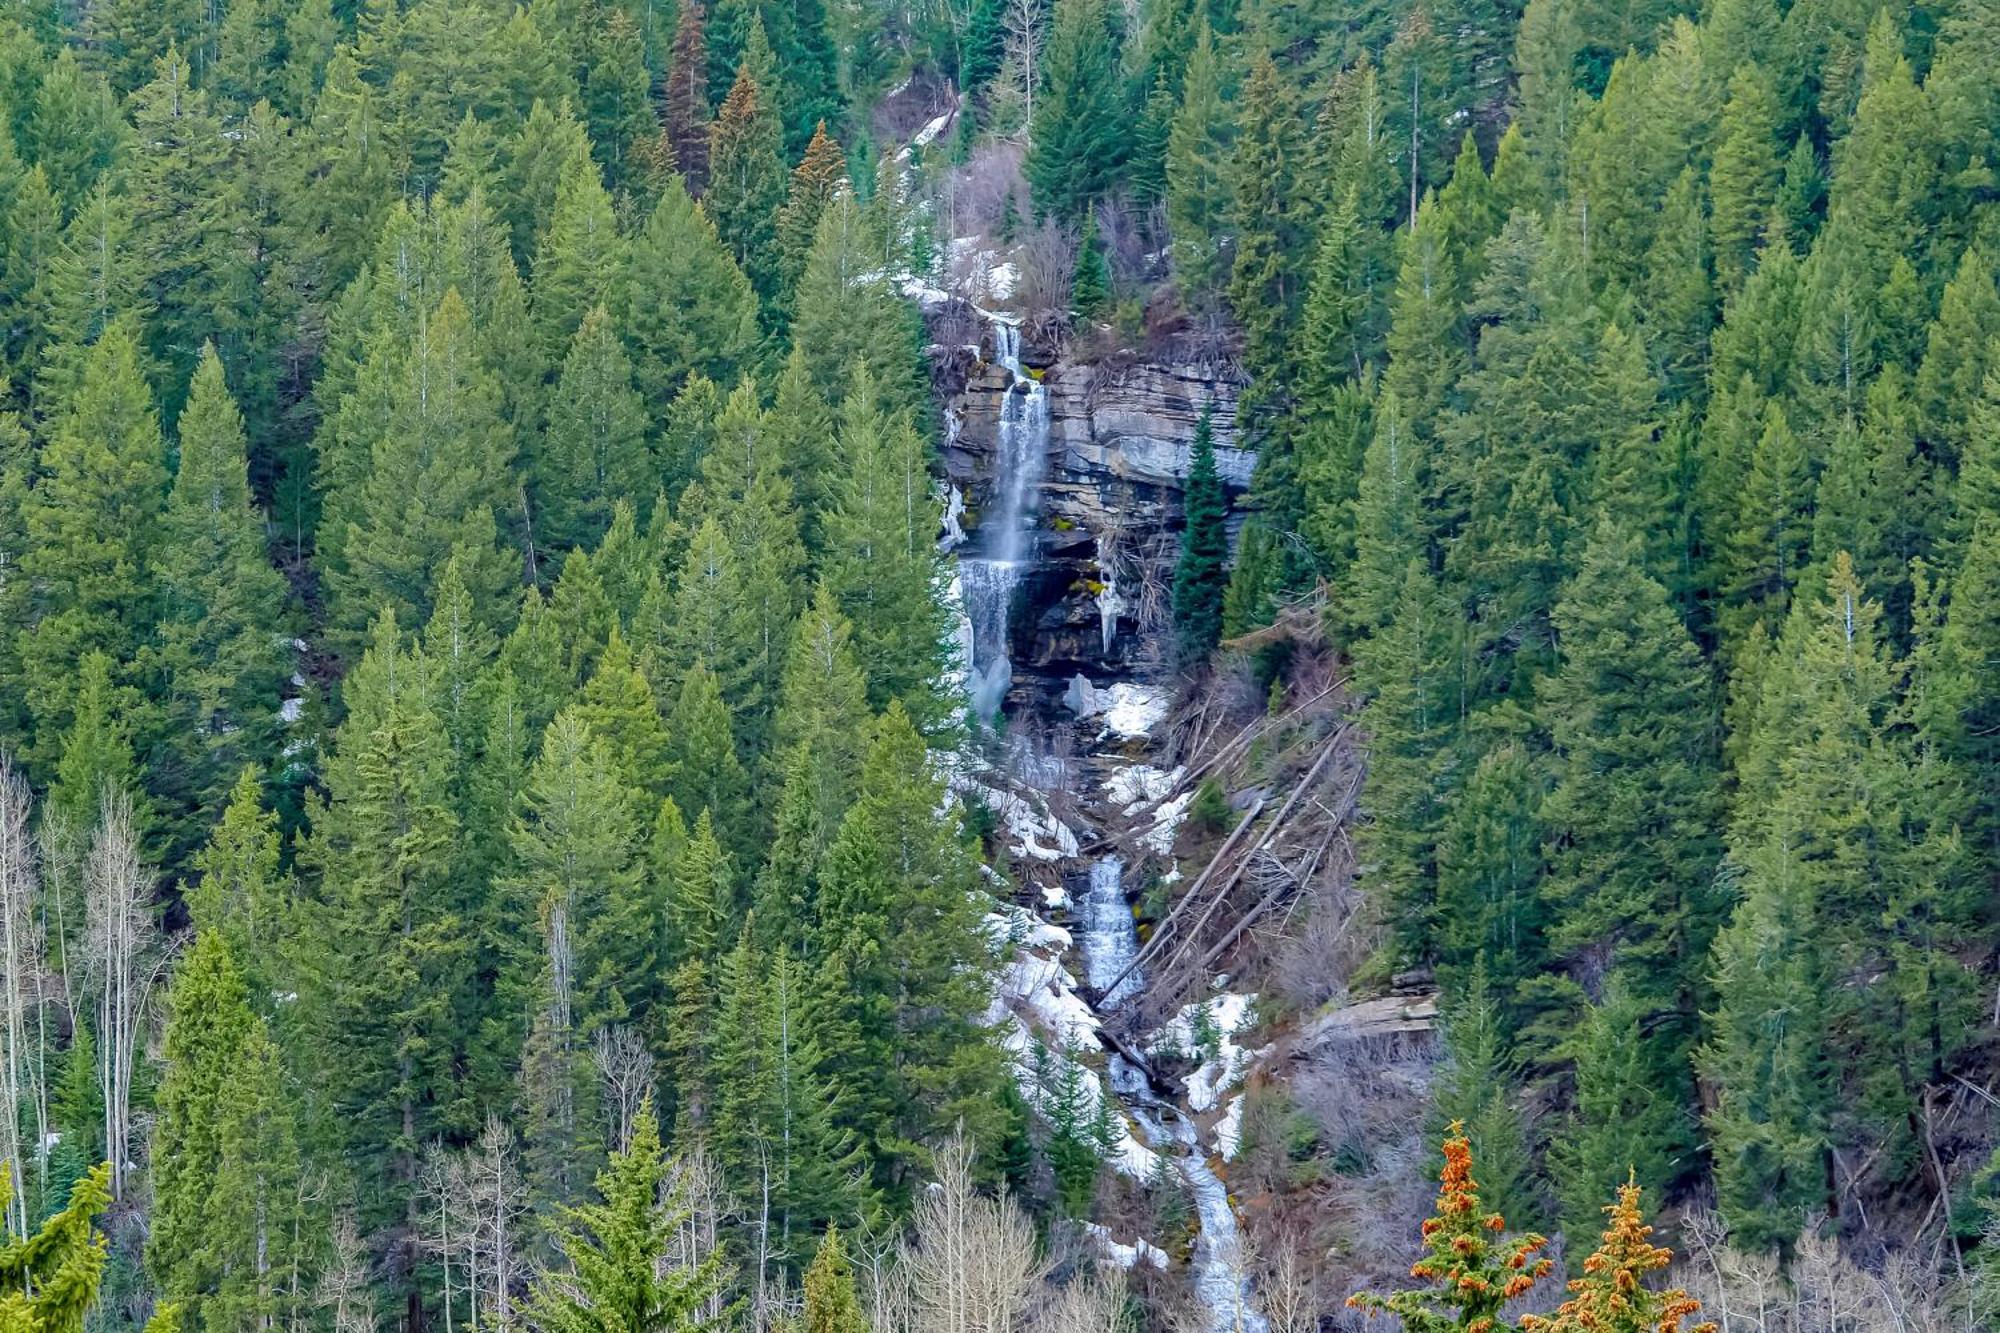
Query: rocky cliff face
[[939, 325, 1251, 688]]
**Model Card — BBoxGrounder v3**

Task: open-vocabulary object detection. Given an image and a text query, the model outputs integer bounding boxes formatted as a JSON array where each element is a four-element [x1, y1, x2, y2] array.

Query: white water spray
[[962, 322, 1048, 721]]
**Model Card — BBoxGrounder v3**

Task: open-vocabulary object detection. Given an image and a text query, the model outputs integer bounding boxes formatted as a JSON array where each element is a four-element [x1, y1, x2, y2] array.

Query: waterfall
[[962, 322, 1048, 721], [1080, 856, 1140, 1008]]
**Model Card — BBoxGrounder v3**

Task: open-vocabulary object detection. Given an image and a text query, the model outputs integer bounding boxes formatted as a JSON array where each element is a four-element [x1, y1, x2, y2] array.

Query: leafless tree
[[897, 1133, 1048, 1333], [592, 1026, 654, 1154], [993, 0, 1044, 141], [669, 1143, 733, 1329], [319, 1207, 378, 1333], [1261, 1234, 1323, 1333], [1029, 1268, 1128, 1333], [1016, 222, 1079, 344], [82, 788, 154, 1201], [0, 759, 43, 1238]]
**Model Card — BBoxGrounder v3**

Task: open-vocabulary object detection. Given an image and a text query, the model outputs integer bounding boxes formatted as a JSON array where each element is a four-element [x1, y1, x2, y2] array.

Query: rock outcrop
[[939, 325, 1251, 685]]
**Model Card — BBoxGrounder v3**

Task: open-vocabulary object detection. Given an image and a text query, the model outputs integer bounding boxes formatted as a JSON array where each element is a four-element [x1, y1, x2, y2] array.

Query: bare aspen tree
[[669, 1143, 733, 1329], [0, 758, 42, 1238], [320, 1208, 378, 1333], [82, 788, 151, 1201], [545, 896, 577, 1163], [591, 1026, 653, 1153], [466, 1114, 527, 1333], [900, 1133, 1047, 1333], [1029, 1270, 1127, 1333], [997, 0, 1043, 141], [419, 1147, 466, 1333], [1260, 1237, 1320, 1333]]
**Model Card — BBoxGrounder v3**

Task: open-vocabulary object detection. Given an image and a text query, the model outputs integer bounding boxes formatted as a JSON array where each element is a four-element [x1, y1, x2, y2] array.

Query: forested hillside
[[0, 0, 1996, 1323]]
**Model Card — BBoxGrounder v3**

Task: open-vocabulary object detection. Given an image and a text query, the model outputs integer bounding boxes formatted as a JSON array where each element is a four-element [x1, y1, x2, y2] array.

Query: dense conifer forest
[[0, 0, 1997, 1324]]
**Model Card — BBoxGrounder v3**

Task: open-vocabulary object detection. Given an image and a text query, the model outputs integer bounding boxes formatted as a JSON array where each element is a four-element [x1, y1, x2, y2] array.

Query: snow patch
[[1216, 1095, 1245, 1160], [955, 777, 1080, 861], [1063, 678, 1172, 739], [1139, 790, 1193, 857], [1149, 993, 1260, 1114], [1104, 763, 1184, 813], [1085, 1223, 1169, 1270]]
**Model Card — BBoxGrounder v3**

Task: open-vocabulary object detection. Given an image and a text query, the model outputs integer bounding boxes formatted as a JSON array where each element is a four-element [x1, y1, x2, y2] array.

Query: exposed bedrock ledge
[[938, 328, 1252, 683]]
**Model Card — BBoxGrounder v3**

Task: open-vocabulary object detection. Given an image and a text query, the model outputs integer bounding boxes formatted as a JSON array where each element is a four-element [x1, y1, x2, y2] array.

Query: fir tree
[[150, 346, 290, 848], [802, 1226, 866, 1333], [664, 0, 711, 194], [17, 318, 166, 771], [148, 931, 299, 1333], [1548, 985, 1686, 1252], [124, 46, 249, 410], [1171, 408, 1229, 666], [1522, 1177, 1714, 1333], [813, 705, 1002, 1209], [620, 178, 760, 403], [319, 290, 519, 648], [774, 122, 845, 310], [1025, 0, 1128, 222], [296, 614, 471, 1234], [186, 768, 289, 1010], [530, 142, 626, 370], [1346, 1126, 1555, 1331], [705, 57, 787, 302], [817, 370, 952, 728], [1165, 20, 1231, 305], [1539, 520, 1722, 1014], [536, 305, 649, 558], [526, 1101, 725, 1333], [1227, 55, 1307, 398]]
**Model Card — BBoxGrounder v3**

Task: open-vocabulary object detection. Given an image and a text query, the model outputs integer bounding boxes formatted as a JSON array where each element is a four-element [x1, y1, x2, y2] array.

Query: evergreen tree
[[1025, 0, 1128, 222], [1430, 972, 1537, 1229], [664, 665, 751, 860], [536, 305, 649, 558], [186, 767, 290, 1009], [1171, 409, 1229, 666], [526, 1101, 725, 1333], [817, 370, 952, 728], [0, 1162, 119, 1333], [1165, 21, 1231, 305], [813, 705, 1002, 1209], [124, 46, 249, 409], [1548, 985, 1686, 1251], [705, 57, 786, 302], [1522, 1177, 1712, 1332], [296, 614, 471, 1234], [620, 178, 760, 403], [1539, 520, 1722, 1015], [1227, 55, 1306, 399], [802, 1227, 866, 1333], [664, 0, 711, 195], [1347, 1126, 1555, 1331], [16, 318, 166, 770], [148, 931, 299, 1333], [1709, 63, 1781, 295], [774, 121, 845, 309], [150, 346, 290, 847], [530, 142, 626, 370], [319, 291, 519, 647]]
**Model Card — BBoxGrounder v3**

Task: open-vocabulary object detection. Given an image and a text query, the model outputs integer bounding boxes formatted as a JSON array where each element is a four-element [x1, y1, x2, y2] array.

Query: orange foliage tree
[[1347, 1123, 1556, 1333], [1522, 1173, 1715, 1333]]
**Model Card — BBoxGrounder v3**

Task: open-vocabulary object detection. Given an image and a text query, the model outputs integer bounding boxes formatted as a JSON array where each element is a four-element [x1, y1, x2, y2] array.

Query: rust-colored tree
[[1521, 1175, 1715, 1333], [1347, 1124, 1554, 1333]]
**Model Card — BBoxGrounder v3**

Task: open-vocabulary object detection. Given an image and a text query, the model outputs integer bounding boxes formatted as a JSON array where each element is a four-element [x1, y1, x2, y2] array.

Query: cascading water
[[962, 322, 1048, 722], [954, 311, 1265, 1331], [1081, 856, 1141, 1008]]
